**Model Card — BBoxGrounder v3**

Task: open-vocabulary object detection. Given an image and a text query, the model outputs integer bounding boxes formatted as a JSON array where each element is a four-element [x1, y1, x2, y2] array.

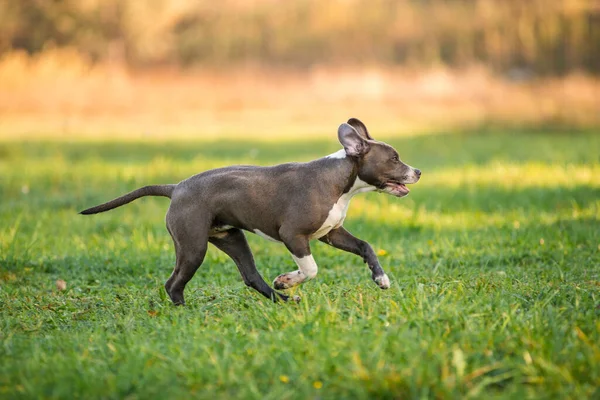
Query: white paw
[[374, 274, 391, 289], [273, 274, 293, 290], [274, 270, 308, 290]]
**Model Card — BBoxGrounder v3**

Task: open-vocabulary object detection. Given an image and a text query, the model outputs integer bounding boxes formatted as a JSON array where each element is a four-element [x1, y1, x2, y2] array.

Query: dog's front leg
[[273, 233, 318, 290], [319, 227, 390, 289]]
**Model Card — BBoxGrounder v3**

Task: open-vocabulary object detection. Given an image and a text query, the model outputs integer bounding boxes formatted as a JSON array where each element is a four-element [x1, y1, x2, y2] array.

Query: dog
[[80, 119, 421, 304]]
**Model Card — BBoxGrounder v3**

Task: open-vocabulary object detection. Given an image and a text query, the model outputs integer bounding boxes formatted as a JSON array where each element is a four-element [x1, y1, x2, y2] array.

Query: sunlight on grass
[[427, 162, 599, 189], [1, 131, 599, 399], [4, 156, 597, 235]]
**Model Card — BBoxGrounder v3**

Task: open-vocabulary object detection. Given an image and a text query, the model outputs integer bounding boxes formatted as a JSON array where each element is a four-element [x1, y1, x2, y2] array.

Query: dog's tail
[[79, 184, 175, 215]]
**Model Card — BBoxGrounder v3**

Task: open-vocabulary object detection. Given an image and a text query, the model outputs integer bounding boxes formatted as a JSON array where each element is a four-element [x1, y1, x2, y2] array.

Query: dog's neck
[[313, 149, 374, 198]]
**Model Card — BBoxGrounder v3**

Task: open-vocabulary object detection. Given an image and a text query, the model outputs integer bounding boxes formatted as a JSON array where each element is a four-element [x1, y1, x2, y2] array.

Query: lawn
[[1, 127, 599, 399]]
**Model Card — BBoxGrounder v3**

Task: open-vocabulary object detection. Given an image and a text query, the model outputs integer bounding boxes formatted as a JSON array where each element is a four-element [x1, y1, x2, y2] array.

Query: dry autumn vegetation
[[0, 0, 599, 399], [0, 0, 599, 137]]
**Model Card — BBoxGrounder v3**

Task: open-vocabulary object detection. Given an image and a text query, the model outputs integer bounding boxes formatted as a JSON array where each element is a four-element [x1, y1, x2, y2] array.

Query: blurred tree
[[0, 0, 598, 75]]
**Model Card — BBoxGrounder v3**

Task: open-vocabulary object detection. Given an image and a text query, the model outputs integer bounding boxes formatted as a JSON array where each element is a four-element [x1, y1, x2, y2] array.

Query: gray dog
[[81, 119, 421, 304]]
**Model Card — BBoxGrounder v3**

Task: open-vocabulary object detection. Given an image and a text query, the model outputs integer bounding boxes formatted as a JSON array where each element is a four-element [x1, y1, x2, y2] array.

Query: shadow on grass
[[2, 124, 598, 169]]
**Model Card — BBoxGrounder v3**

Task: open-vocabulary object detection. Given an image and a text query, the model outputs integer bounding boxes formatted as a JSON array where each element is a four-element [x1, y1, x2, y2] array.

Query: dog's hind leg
[[164, 209, 212, 305], [209, 229, 289, 302]]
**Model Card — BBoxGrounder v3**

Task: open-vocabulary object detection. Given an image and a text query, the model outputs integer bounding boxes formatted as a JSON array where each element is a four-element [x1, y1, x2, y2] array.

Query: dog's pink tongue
[[397, 183, 409, 193]]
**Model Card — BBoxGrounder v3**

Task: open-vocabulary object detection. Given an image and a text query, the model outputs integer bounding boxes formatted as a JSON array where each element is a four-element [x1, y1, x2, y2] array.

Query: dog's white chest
[[310, 197, 351, 239], [309, 178, 376, 240]]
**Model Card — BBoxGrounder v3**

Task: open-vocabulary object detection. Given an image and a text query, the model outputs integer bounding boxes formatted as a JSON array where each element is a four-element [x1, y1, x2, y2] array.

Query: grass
[[1, 127, 599, 399]]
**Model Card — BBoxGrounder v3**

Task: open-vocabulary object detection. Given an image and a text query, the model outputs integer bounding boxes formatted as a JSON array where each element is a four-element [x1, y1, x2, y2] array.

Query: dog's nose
[[414, 169, 421, 177]]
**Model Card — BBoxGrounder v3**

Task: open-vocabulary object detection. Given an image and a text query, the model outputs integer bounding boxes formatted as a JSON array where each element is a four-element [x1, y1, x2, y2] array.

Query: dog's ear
[[347, 118, 373, 140], [338, 123, 370, 157]]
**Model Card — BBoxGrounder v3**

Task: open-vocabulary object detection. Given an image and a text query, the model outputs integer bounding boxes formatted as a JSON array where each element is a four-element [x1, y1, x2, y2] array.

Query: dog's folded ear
[[338, 123, 370, 157], [347, 118, 373, 140]]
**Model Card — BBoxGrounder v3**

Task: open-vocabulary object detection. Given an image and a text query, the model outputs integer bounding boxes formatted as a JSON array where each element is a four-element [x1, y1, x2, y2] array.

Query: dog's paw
[[273, 270, 304, 290], [374, 274, 391, 289], [273, 274, 293, 290], [273, 292, 301, 303]]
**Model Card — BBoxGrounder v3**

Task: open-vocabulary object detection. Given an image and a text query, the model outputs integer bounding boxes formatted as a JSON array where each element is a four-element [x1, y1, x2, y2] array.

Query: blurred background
[[0, 0, 598, 138]]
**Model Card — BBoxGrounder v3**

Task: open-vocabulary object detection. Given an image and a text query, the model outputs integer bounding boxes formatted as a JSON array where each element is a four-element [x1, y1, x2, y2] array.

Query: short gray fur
[[80, 118, 421, 304]]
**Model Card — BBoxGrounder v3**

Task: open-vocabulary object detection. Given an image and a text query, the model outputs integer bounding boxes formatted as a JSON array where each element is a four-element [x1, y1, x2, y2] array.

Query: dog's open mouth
[[382, 181, 410, 197]]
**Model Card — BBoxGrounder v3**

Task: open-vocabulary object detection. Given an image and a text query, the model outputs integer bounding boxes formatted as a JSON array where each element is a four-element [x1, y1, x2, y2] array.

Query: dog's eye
[[391, 155, 399, 163]]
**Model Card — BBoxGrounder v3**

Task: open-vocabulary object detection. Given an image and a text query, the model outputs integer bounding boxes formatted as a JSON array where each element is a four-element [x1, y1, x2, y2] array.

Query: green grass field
[[1, 128, 599, 399]]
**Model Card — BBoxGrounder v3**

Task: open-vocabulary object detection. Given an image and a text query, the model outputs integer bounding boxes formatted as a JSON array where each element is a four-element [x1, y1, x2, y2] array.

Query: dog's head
[[338, 118, 421, 197]]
